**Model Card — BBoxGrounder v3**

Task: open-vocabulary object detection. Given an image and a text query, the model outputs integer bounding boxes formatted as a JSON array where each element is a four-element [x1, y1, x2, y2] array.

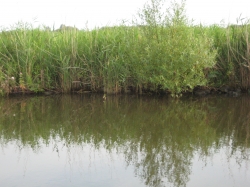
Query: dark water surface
[[0, 94, 250, 187]]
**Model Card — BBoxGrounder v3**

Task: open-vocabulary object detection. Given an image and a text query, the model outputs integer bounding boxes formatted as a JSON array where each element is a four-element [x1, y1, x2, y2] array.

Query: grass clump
[[223, 23, 250, 89], [205, 20, 250, 89]]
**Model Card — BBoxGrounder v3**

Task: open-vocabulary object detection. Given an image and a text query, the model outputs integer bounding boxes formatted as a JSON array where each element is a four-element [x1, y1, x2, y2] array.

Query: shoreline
[[4, 84, 244, 97]]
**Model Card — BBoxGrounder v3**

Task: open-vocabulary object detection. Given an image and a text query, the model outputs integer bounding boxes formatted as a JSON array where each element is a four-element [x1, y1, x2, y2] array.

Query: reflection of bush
[[0, 95, 250, 186]]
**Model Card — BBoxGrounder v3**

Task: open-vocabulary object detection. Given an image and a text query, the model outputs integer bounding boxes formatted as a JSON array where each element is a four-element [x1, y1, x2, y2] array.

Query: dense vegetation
[[0, 0, 249, 96]]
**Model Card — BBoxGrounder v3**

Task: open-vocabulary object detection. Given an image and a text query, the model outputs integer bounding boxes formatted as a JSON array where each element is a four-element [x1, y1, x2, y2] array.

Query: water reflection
[[0, 94, 250, 187]]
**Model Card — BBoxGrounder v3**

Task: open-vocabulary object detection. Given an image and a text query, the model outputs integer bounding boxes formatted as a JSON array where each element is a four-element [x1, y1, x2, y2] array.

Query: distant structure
[[227, 24, 250, 29], [58, 24, 79, 31], [43, 26, 51, 31]]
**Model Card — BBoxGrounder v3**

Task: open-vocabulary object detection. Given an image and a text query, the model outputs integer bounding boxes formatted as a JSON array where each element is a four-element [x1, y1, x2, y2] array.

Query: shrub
[[135, 0, 217, 96]]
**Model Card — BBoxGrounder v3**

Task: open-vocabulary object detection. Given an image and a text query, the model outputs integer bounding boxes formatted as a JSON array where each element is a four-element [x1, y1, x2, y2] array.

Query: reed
[[226, 23, 250, 89], [206, 20, 250, 89], [3, 0, 250, 96]]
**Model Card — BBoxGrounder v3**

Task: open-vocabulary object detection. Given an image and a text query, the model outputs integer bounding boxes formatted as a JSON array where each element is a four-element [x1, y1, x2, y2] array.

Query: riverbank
[[0, 1, 249, 97]]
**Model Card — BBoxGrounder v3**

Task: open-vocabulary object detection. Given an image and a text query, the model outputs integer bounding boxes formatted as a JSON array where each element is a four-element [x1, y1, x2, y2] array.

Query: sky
[[0, 0, 250, 30]]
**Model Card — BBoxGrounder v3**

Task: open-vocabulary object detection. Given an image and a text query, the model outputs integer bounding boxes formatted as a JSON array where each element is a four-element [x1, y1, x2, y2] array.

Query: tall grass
[[226, 23, 250, 89], [206, 20, 250, 89], [3, 0, 250, 96]]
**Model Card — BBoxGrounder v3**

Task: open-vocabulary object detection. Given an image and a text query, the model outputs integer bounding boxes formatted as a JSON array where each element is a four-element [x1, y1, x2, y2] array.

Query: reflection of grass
[[1, 95, 250, 186]]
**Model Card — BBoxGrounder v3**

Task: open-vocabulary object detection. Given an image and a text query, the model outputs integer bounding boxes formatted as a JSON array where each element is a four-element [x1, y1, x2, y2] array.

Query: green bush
[[135, 0, 217, 96]]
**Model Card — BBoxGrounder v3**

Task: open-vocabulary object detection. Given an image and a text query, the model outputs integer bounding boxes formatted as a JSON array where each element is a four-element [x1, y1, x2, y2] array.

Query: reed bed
[[0, 0, 249, 96], [0, 0, 218, 96], [205, 21, 250, 89]]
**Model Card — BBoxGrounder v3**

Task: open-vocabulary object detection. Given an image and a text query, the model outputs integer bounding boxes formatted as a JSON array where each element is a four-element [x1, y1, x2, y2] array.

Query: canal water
[[0, 94, 249, 187]]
